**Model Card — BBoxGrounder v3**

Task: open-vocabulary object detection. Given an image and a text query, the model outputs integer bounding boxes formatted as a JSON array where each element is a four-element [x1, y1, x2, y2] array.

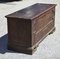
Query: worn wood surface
[[5, 3, 56, 19], [6, 3, 56, 54]]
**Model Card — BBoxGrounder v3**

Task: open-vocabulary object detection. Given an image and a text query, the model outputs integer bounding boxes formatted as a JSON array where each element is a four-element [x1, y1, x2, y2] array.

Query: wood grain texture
[[5, 3, 56, 19], [6, 3, 56, 55]]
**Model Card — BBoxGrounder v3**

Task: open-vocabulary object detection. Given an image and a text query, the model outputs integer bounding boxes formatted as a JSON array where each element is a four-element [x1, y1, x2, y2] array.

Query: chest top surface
[[5, 3, 56, 19]]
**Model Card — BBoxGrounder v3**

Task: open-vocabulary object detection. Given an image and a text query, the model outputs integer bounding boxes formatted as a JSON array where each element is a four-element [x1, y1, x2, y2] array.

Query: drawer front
[[32, 20, 54, 45], [32, 7, 55, 32], [32, 8, 55, 45]]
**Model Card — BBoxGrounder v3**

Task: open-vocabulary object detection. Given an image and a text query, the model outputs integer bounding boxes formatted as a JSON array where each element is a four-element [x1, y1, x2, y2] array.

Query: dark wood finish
[[5, 3, 56, 55]]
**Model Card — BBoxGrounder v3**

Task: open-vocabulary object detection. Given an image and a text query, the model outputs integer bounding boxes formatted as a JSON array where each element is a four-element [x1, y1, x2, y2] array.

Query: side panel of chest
[[7, 18, 32, 47]]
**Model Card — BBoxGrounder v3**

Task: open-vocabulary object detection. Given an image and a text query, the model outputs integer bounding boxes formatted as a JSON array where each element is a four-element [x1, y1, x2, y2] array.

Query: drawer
[[33, 20, 54, 45], [32, 7, 55, 32]]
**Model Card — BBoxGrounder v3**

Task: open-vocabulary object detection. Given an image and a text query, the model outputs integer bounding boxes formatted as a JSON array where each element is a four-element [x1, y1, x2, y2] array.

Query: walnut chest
[[5, 3, 56, 55]]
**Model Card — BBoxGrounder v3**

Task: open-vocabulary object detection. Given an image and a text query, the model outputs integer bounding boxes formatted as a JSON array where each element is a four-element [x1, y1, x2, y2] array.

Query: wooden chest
[[5, 3, 56, 55]]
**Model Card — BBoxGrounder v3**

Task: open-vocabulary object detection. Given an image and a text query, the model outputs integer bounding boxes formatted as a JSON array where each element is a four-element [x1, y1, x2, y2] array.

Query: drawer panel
[[33, 20, 54, 45], [32, 7, 55, 32]]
